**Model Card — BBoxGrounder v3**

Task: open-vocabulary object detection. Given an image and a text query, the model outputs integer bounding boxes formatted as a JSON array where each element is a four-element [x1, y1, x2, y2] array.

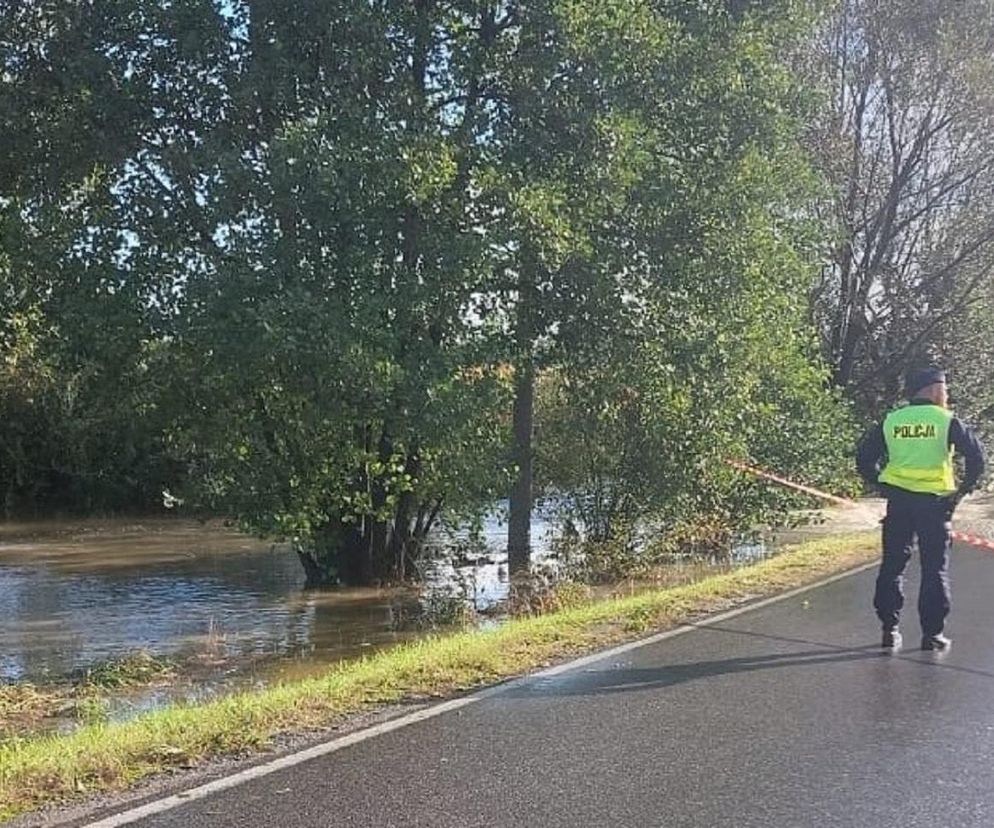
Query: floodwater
[[0, 513, 560, 688]]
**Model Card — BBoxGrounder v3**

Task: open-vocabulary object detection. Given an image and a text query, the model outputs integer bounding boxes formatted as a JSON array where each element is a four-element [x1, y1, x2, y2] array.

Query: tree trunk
[[389, 450, 425, 580], [294, 542, 328, 587], [508, 360, 534, 575], [295, 521, 369, 588], [367, 428, 394, 581]]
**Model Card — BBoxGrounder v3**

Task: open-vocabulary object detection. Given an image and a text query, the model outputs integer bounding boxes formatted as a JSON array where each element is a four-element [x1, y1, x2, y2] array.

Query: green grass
[[0, 532, 878, 821]]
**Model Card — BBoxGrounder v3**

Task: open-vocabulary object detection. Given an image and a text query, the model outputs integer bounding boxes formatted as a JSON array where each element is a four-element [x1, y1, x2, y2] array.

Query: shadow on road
[[696, 622, 994, 681], [535, 648, 882, 697], [514, 622, 994, 698]]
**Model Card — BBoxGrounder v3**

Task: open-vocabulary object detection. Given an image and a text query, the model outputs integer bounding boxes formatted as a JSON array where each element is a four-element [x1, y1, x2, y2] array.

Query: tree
[[932, 291, 994, 443], [1, 0, 860, 585], [495, 0, 849, 568], [0, 0, 230, 513], [803, 0, 994, 415], [163, 1, 522, 585]]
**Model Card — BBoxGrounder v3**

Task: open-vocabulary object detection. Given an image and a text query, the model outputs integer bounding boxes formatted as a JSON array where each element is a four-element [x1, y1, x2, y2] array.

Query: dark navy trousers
[[873, 491, 952, 636]]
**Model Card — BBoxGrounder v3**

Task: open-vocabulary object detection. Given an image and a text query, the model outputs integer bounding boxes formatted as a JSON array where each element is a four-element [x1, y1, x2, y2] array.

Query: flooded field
[[0, 516, 532, 687]]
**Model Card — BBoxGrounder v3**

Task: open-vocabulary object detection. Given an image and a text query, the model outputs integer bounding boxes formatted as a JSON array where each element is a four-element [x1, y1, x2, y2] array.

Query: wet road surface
[[92, 543, 994, 827]]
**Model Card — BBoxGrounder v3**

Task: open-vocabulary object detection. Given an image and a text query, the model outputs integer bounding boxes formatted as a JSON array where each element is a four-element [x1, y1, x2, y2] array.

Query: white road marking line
[[82, 559, 878, 827], [81, 696, 479, 828]]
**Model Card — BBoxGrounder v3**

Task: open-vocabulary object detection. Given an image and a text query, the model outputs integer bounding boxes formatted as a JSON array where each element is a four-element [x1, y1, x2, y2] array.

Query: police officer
[[857, 367, 986, 652]]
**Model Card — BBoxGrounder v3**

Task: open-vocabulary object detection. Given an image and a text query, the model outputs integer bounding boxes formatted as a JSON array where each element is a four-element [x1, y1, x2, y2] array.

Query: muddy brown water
[[0, 514, 562, 692], [7, 538, 385, 683]]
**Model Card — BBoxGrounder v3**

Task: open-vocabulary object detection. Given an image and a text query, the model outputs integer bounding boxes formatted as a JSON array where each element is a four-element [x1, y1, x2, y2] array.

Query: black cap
[[906, 367, 946, 396]]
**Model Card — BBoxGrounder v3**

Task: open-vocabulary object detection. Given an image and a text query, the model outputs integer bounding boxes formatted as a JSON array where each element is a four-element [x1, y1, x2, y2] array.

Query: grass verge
[[0, 532, 878, 821]]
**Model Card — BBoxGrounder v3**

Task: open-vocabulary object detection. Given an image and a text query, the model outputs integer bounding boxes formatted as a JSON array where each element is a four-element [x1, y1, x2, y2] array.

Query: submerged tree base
[[294, 519, 426, 587]]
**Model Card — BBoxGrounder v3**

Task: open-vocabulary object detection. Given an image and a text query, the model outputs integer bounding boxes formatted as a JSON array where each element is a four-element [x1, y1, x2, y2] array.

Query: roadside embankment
[[0, 532, 878, 822]]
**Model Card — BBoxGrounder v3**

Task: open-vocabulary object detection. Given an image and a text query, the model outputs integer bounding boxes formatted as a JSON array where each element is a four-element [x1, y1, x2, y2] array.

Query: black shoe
[[921, 633, 952, 652], [881, 628, 902, 650]]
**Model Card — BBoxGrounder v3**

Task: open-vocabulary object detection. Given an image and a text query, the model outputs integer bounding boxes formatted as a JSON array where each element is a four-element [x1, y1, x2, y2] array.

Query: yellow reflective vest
[[878, 403, 956, 495]]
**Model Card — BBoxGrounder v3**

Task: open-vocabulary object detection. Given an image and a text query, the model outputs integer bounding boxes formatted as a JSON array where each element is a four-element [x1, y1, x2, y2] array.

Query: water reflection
[[0, 514, 555, 684], [0, 537, 300, 681]]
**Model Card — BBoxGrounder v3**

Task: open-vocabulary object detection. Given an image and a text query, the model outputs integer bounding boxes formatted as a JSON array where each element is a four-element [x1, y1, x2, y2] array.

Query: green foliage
[[156, 1, 523, 582], [1, 0, 860, 582], [79, 652, 176, 690], [0, 1, 231, 513], [531, 0, 857, 550]]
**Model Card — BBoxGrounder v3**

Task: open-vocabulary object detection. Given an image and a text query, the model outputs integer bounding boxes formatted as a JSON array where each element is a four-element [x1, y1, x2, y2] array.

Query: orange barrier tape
[[725, 458, 994, 553], [725, 459, 853, 507]]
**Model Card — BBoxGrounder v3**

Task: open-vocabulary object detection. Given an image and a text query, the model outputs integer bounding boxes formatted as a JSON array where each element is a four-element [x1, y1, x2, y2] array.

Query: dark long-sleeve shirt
[[856, 400, 987, 495]]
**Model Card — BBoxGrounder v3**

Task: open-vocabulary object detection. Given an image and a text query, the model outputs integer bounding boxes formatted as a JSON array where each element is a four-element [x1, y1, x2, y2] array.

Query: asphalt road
[[96, 544, 994, 827]]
